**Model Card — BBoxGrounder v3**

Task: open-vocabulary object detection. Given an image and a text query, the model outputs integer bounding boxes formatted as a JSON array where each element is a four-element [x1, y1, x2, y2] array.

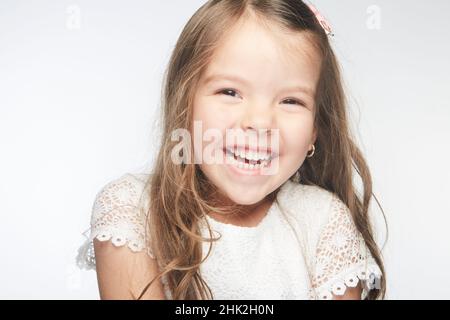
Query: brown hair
[[137, 0, 387, 300]]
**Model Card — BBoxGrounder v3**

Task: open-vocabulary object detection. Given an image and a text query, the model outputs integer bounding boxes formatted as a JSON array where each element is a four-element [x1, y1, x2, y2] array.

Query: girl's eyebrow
[[280, 86, 315, 98], [203, 73, 314, 97], [203, 73, 249, 86]]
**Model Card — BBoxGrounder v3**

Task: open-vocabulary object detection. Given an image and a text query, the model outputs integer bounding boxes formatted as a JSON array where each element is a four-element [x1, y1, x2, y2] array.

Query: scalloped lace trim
[[76, 228, 171, 299], [310, 263, 382, 300], [76, 228, 153, 270]]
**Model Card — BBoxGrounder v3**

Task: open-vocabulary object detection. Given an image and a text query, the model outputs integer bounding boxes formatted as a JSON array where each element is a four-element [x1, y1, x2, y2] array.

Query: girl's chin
[[222, 193, 264, 206]]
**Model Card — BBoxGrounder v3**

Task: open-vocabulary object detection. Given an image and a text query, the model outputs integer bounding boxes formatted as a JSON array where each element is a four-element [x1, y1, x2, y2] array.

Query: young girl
[[77, 0, 386, 300]]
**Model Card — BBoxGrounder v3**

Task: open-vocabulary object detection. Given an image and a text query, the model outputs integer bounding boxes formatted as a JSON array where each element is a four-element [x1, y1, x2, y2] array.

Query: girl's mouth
[[222, 146, 277, 172]]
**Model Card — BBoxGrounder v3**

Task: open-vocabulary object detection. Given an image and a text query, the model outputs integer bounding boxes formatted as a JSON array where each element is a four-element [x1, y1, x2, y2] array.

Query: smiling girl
[[77, 0, 386, 300]]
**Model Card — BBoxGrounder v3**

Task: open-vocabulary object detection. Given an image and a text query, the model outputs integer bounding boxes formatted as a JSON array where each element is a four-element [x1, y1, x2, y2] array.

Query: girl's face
[[192, 15, 321, 206]]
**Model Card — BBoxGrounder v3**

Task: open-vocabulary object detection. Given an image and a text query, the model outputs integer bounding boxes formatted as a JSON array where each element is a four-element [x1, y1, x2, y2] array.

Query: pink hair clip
[[306, 2, 334, 36]]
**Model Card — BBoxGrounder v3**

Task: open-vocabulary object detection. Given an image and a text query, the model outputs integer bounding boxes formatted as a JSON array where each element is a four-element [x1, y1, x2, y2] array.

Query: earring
[[306, 144, 315, 158]]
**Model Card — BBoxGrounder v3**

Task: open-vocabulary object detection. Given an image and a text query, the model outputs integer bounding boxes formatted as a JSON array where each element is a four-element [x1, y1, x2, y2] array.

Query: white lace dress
[[76, 173, 382, 300]]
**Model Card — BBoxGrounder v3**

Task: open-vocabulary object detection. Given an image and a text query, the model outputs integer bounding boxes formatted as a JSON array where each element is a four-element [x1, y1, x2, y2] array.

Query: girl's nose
[[240, 101, 274, 132]]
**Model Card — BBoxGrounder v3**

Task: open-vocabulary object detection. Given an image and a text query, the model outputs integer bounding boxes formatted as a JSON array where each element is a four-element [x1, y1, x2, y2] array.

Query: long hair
[[137, 0, 387, 300]]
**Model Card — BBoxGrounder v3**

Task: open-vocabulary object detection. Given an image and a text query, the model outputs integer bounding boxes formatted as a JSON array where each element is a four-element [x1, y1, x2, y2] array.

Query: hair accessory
[[306, 2, 334, 36]]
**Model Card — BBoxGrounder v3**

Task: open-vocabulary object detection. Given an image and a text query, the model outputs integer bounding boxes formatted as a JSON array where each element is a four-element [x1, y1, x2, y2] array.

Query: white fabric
[[76, 173, 382, 300]]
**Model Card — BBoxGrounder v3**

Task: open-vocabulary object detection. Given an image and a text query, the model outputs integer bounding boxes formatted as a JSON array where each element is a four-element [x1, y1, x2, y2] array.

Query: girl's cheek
[[279, 117, 315, 150], [194, 100, 236, 130]]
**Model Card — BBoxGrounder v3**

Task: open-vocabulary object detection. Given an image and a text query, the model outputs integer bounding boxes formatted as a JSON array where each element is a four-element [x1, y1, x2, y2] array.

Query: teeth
[[227, 147, 272, 162], [248, 152, 257, 161], [225, 151, 271, 170]]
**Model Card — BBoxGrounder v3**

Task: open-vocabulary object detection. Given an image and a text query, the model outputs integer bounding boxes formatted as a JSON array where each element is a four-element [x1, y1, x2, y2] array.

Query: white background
[[1, 0, 449, 299]]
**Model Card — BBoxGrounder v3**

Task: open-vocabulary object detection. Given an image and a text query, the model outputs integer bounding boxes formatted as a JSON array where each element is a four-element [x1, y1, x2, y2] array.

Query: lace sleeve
[[310, 194, 383, 300], [76, 173, 153, 270]]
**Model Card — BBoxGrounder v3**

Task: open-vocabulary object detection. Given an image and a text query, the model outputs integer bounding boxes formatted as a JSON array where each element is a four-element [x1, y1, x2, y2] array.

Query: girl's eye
[[216, 90, 306, 107], [218, 89, 240, 98], [282, 98, 306, 107]]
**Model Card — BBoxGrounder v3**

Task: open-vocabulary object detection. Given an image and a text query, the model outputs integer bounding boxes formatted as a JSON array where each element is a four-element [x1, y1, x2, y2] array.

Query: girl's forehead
[[202, 16, 321, 90]]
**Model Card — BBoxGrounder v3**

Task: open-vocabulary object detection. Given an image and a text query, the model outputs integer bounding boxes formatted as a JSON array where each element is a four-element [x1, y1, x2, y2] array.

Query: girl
[[77, 0, 386, 300]]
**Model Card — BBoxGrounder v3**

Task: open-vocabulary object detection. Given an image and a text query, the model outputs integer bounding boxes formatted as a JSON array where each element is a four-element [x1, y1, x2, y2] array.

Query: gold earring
[[306, 144, 315, 158]]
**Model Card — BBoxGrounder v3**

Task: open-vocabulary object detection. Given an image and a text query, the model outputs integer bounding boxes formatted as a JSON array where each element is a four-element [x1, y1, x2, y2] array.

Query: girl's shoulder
[[76, 172, 153, 270], [276, 180, 382, 299], [94, 172, 151, 204], [90, 172, 152, 221], [277, 179, 339, 225], [276, 179, 356, 251]]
